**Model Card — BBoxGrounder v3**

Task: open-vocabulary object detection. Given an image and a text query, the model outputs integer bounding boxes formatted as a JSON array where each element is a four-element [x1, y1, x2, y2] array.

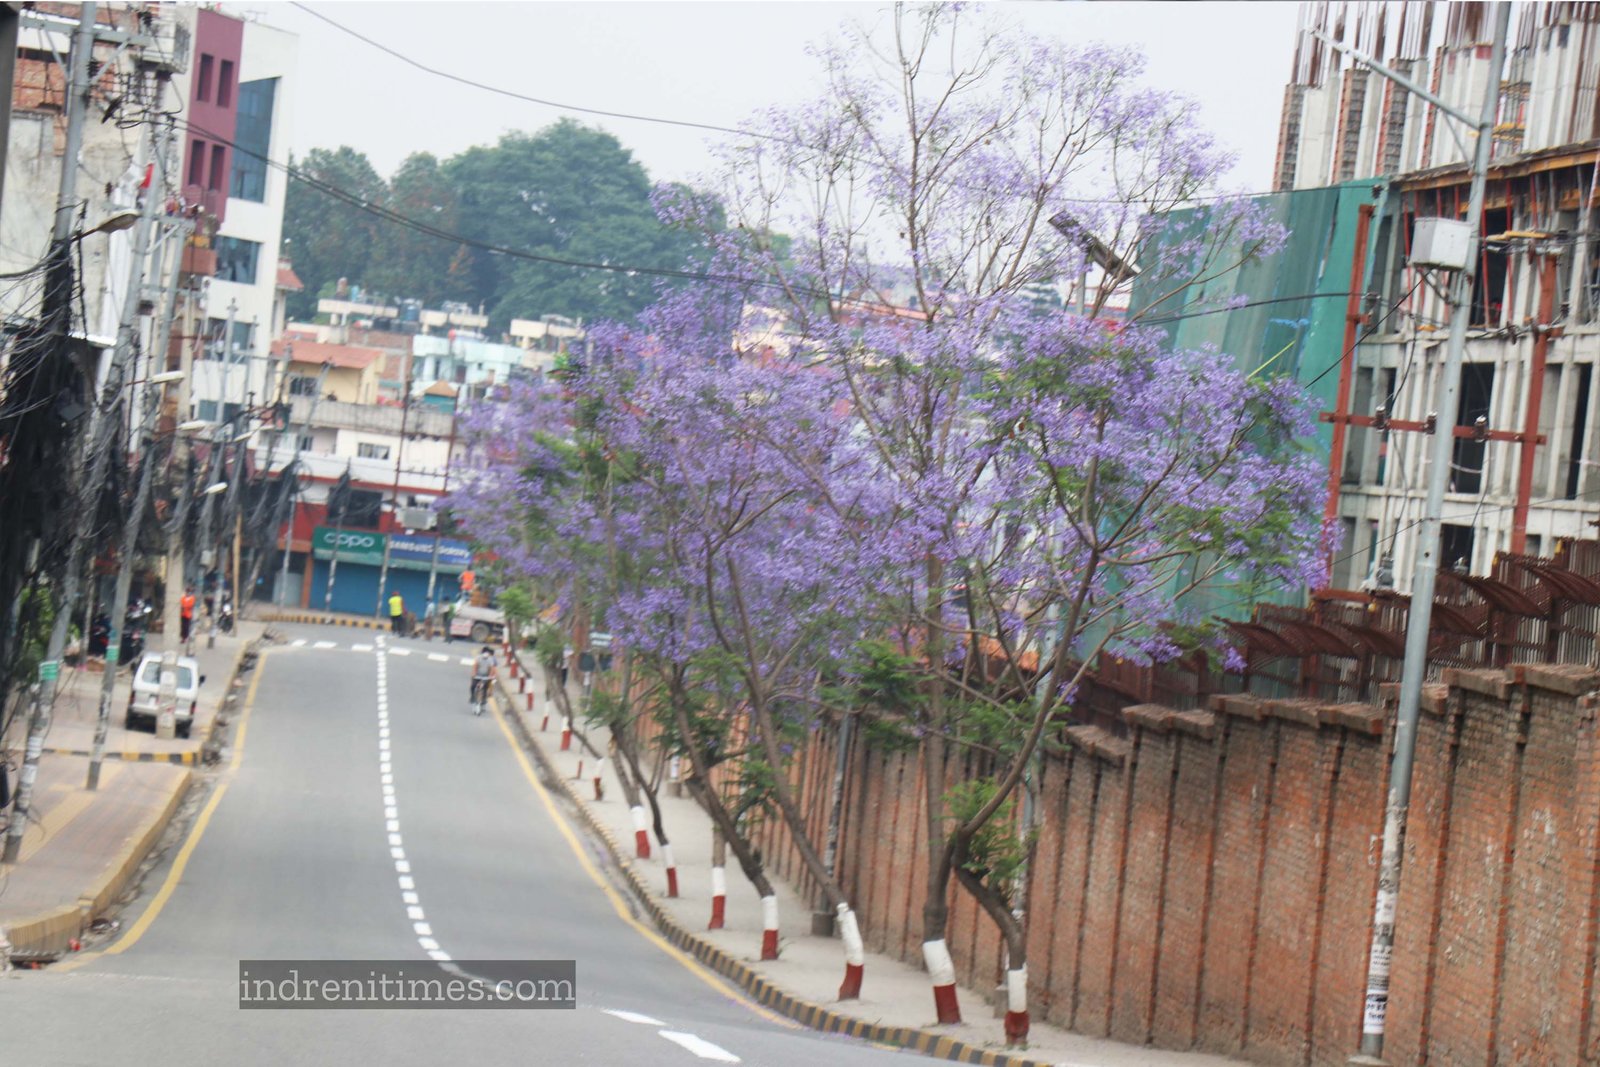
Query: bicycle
[[471, 676, 490, 717]]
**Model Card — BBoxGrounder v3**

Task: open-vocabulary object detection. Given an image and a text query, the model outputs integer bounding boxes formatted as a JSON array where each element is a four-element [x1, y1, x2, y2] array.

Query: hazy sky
[[262, 2, 1302, 193]]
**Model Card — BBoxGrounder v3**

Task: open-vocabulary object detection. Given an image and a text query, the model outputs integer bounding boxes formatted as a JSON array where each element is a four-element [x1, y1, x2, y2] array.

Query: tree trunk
[[614, 724, 678, 896], [920, 559, 961, 1023], [745, 689, 866, 999], [670, 676, 780, 958], [953, 863, 1029, 1045]]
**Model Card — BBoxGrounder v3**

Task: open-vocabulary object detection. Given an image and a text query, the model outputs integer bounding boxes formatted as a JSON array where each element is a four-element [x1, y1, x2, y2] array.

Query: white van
[[126, 651, 203, 739]]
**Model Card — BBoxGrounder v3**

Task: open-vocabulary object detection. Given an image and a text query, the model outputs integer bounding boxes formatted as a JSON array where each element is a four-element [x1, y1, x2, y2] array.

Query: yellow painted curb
[[493, 667, 1050, 1067]]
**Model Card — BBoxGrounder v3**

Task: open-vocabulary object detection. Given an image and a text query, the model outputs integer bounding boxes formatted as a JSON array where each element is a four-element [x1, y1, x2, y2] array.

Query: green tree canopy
[[281, 121, 718, 331]]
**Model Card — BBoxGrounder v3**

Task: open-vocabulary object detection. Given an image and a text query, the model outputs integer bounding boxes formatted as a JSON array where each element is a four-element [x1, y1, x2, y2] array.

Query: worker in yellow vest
[[388, 590, 405, 637]]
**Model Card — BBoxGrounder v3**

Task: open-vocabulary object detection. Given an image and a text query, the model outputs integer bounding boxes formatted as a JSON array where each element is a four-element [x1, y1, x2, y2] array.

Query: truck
[[448, 595, 520, 644]]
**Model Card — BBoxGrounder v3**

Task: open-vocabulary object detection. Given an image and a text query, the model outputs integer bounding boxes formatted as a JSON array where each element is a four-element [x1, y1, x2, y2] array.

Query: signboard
[[313, 527, 386, 566], [311, 527, 472, 574], [388, 533, 472, 574]]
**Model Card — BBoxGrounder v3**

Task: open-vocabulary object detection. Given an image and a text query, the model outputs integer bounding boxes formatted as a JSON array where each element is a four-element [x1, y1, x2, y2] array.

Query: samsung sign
[[313, 528, 472, 573]]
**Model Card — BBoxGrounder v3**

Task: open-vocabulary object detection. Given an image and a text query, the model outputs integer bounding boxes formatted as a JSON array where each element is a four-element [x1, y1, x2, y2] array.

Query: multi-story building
[[170, 5, 297, 428], [1275, 4, 1600, 590], [0, 5, 187, 347]]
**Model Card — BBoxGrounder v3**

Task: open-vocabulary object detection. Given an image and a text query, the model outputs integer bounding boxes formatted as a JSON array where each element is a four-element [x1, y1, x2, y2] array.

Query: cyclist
[[470, 645, 497, 713]]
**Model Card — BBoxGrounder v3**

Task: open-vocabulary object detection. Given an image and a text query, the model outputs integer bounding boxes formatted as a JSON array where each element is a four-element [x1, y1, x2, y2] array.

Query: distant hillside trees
[[283, 119, 715, 330]]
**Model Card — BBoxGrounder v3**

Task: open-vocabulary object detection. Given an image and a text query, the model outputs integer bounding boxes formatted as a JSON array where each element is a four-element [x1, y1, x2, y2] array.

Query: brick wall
[[744, 665, 1600, 1067]]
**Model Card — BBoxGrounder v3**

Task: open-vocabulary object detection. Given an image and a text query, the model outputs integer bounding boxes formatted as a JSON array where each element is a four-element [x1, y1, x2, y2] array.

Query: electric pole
[[88, 164, 191, 783], [375, 350, 413, 619], [1315, 5, 1513, 1062], [275, 362, 330, 607]]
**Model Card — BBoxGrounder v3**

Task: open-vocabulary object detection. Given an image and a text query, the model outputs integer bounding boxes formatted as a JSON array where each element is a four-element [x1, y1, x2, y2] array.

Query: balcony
[[287, 396, 455, 439]]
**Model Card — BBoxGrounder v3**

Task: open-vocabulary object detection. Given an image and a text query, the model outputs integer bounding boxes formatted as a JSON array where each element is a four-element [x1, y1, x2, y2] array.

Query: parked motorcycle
[[218, 596, 234, 635], [119, 599, 153, 667], [89, 612, 112, 658]]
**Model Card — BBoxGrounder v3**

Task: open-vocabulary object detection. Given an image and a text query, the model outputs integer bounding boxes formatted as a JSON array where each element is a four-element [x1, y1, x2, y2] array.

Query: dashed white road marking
[[313, 640, 337, 649], [658, 1032, 741, 1062], [428, 653, 450, 663], [375, 636, 450, 962], [389, 648, 411, 657], [291, 639, 307, 647], [458, 658, 475, 667], [603, 1009, 666, 1026], [352, 643, 374, 652]]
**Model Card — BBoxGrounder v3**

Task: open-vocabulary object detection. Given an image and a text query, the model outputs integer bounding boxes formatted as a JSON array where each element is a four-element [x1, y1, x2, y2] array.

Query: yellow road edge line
[[57, 649, 272, 970], [486, 696, 797, 1030]]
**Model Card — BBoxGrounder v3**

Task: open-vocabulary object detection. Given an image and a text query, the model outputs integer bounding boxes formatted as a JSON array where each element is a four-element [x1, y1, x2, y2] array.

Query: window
[[230, 79, 278, 202], [197, 399, 219, 421], [217, 60, 234, 108], [188, 138, 205, 187], [296, 434, 315, 452], [213, 236, 261, 285], [206, 317, 255, 360], [288, 375, 319, 397], [197, 53, 214, 102], [358, 442, 392, 460], [208, 144, 227, 191]]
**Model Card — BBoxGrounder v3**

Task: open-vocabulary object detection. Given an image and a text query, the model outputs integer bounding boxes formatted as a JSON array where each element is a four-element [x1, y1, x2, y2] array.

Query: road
[[0, 624, 910, 1066]]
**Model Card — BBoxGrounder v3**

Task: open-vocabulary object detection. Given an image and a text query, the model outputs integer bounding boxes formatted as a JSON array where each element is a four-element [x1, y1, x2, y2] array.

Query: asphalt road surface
[[0, 623, 912, 1067]]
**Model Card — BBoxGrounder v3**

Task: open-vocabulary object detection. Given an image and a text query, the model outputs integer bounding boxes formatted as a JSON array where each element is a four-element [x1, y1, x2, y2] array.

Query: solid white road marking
[[428, 653, 450, 662], [603, 1009, 666, 1026], [313, 640, 337, 649], [657, 1031, 741, 1062]]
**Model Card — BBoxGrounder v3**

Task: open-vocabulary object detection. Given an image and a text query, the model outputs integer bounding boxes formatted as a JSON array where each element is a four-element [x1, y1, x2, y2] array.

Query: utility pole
[[275, 363, 330, 607], [1313, 6, 1513, 1063], [423, 392, 459, 635], [87, 382, 171, 788], [88, 181, 191, 793], [323, 460, 353, 612], [4, 5, 105, 855], [375, 350, 413, 619], [196, 300, 236, 646]]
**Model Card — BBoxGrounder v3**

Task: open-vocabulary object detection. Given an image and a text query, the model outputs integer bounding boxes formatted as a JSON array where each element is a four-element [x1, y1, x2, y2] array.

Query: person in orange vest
[[180, 586, 197, 642], [459, 567, 476, 602]]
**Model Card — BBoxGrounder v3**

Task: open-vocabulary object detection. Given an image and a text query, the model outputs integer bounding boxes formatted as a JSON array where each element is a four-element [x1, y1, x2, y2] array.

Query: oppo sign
[[312, 526, 471, 573]]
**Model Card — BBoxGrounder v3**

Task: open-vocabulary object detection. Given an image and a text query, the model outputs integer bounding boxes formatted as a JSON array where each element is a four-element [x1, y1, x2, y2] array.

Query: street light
[[203, 481, 228, 496], [148, 369, 186, 385], [79, 208, 139, 239], [177, 419, 213, 433]]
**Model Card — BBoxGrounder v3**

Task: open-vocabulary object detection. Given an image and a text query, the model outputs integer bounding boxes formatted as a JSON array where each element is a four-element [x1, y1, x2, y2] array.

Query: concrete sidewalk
[[0, 622, 264, 961], [20, 620, 266, 764], [495, 662, 1247, 1067]]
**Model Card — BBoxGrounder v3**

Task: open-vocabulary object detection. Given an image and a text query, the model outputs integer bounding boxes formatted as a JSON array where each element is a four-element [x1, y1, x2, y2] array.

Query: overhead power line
[[287, 1, 1296, 208]]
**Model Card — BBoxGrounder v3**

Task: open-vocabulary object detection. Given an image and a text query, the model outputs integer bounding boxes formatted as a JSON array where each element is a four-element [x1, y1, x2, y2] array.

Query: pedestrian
[[388, 589, 404, 636], [180, 586, 197, 642], [424, 596, 435, 641], [442, 598, 456, 644]]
